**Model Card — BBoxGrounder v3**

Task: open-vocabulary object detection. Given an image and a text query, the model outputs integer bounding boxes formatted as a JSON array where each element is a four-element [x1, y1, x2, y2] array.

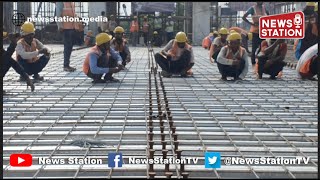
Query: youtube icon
[[10, 154, 33, 167]]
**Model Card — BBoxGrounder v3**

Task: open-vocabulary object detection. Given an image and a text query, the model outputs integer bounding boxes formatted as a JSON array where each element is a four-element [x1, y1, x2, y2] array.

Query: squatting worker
[[83, 33, 124, 83], [154, 32, 195, 78]]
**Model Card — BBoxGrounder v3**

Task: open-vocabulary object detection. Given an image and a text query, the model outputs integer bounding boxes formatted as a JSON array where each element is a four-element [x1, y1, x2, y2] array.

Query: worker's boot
[[161, 70, 172, 78], [33, 74, 44, 81], [64, 66, 76, 72], [220, 76, 227, 81]]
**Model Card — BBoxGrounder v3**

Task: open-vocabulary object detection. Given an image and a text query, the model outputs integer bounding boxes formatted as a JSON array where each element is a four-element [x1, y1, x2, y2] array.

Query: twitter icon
[[205, 152, 221, 168]]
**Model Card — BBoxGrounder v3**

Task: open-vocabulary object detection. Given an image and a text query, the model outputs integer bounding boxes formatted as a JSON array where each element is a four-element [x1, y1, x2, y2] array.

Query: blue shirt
[[89, 48, 123, 74]]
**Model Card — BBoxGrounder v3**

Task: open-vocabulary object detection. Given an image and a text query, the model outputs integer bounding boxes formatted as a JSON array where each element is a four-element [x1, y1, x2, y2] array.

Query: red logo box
[[10, 154, 33, 167], [259, 11, 305, 39]]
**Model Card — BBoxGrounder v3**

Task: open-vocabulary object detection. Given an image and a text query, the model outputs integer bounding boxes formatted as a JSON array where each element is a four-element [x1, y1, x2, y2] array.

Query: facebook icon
[[108, 153, 122, 168]]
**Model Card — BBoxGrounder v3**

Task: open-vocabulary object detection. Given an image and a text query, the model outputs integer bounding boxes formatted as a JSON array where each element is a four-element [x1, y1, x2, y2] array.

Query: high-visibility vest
[[168, 40, 192, 60], [202, 36, 211, 49], [142, 21, 149, 33], [62, 2, 77, 30], [83, 45, 110, 75], [16, 38, 40, 63], [250, 5, 267, 33], [130, 20, 139, 32], [111, 38, 127, 52], [224, 45, 245, 60], [165, 21, 174, 32]]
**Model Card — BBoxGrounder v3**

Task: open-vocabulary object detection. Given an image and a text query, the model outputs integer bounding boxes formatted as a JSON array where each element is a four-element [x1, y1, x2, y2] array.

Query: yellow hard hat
[[306, 2, 316, 7], [219, 28, 229, 35], [213, 31, 219, 35], [21, 21, 35, 35], [175, 31, 187, 43], [114, 26, 125, 33], [96, 33, 112, 46], [248, 32, 253, 41], [229, 30, 236, 34], [227, 32, 242, 41], [153, 31, 158, 35], [3, 32, 8, 37]]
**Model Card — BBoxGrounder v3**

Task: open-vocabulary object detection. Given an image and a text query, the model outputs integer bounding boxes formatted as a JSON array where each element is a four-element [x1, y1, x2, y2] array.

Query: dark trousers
[[18, 55, 50, 76], [131, 32, 138, 46], [153, 35, 162, 47], [2, 55, 29, 79], [155, 50, 193, 74], [217, 59, 245, 78], [257, 56, 286, 77], [166, 32, 174, 43], [251, 33, 263, 65], [87, 57, 117, 81], [143, 32, 149, 45], [119, 52, 128, 67], [63, 29, 75, 67], [154, 28, 162, 45]]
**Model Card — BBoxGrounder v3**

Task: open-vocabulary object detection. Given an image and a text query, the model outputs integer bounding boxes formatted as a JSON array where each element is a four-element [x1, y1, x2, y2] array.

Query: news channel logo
[[108, 153, 122, 168], [205, 152, 221, 168], [12, 13, 26, 26]]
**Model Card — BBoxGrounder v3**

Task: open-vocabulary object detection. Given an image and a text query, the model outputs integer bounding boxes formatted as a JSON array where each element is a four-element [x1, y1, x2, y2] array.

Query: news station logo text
[[259, 11, 304, 39]]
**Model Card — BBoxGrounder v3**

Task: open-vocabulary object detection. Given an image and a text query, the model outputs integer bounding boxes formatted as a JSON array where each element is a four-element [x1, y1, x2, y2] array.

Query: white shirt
[[217, 46, 249, 79]]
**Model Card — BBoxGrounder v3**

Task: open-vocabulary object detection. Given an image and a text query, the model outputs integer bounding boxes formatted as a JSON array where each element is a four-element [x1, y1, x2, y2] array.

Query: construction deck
[[2, 46, 318, 179]]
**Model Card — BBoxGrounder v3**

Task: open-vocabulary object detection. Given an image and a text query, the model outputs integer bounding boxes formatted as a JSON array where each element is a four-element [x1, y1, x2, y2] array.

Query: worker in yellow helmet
[[209, 27, 228, 63], [155, 32, 194, 78], [16, 21, 50, 82], [229, 27, 251, 53], [2, 31, 35, 92], [83, 33, 124, 83], [256, 39, 287, 80], [152, 31, 161, 47], [110, 26, 131, 67], [216, 33, 249, 81]]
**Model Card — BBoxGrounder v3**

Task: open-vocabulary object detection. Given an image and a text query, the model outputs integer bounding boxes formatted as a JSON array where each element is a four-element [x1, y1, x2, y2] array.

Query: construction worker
[[56, 2, 78, 72], [142, 16, 150, 46], [209, 28, 229, 63], [152, 31, 161, 47], [16, 22, 51, 82], [165, 16, 174, 43], [256, 39, 287, 80], [296, 44, 318, 80], [295, 2, 318, 60], [83, 33, 124, 83], [130, 16, 139, 46], [108, 15, 118, 38], [84, 30, 95, 47], [216, 32, 249, 81], [110, 26, 131, 67], [154, 32, 194, 78], [2, 32, 35, 92], [98, 11, 108, 33], [242, 2, 269, 65], [154, 14, 163, 45], [202, 33, 213, 50], [229, 27, 251, 53]]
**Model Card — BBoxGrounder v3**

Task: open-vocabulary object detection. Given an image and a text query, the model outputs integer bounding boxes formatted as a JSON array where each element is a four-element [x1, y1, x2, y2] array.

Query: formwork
[[2, 46, 318, 178]]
